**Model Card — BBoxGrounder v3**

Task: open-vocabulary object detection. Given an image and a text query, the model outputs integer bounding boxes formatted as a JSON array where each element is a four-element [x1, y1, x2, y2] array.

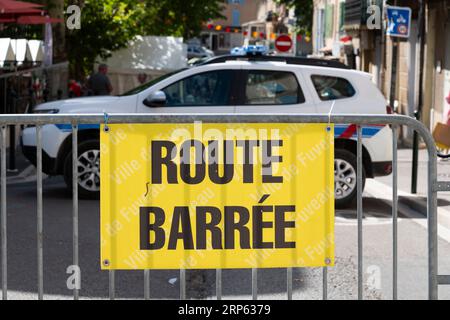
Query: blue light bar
[[230, 47, 246, 56], [230, 45, 268, 56], [245, 45, 268, 55]]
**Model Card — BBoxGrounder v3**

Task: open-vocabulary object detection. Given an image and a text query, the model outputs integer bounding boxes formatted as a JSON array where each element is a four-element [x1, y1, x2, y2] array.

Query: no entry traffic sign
[[275, 35, 293, 52]]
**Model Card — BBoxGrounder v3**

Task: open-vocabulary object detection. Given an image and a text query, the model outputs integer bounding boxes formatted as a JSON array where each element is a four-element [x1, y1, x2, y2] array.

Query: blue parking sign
[[386, 6, 412, 38]]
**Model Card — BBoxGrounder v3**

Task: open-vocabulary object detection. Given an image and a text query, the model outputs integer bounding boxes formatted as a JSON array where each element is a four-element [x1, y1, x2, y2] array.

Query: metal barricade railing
[[0, 113, 448, 300]]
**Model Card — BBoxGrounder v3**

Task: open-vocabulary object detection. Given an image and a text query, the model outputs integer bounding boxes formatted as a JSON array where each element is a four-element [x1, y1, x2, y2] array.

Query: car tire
[[63, 139, 100, 200], [335, 149, 366, 209]]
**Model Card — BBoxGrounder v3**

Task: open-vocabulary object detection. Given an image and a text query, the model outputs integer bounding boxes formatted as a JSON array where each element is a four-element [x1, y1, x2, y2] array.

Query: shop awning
[[0, 0, 43, 13], [241, 19, 266, 27], [17, 15, 62, 24], [10, 38, 31, 63], [27, 39, 43, 62], [0, 37, 14, 67]]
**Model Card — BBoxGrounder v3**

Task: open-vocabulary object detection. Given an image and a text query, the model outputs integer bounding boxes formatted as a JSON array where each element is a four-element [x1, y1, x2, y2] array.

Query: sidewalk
[[376, 148, 450, 229]]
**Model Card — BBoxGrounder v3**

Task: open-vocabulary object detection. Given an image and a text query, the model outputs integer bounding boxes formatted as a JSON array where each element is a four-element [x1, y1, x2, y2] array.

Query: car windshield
[[120, 69, 187, 96]]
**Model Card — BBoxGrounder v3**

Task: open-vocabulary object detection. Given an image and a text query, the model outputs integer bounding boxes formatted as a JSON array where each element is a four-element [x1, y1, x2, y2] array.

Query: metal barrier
[[0, 113, 448, 300]]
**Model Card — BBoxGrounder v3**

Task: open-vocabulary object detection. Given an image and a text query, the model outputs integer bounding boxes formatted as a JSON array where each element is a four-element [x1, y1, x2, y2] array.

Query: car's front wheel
[[63, 139, 100, 199], [335, 149, 366, 208]]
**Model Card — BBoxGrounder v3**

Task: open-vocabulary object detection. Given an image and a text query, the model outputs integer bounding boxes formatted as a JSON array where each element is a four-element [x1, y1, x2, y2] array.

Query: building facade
[[201, 0, 311, 56], [312, 0, 347, 60], [200, 0, 262, 54], [242, 0, 311, 56], [425, 0, 450, 128], [313, 0, 450, 139]]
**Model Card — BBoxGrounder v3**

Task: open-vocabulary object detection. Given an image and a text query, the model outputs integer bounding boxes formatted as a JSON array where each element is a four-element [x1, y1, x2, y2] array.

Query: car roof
[[193, 56, 371, 79], [200, 54, 351, 70]]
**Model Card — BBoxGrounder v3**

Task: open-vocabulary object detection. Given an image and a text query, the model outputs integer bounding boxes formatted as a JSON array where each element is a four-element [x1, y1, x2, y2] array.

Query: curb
[[400, 195, 450, 231], [366, 179, 450, 231], [366, 180, 450, 230]]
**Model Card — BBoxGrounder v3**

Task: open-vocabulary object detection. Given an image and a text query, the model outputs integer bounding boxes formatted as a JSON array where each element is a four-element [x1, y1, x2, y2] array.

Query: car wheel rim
[[334, 159, 357, 200], [77, 149, 100, 192]]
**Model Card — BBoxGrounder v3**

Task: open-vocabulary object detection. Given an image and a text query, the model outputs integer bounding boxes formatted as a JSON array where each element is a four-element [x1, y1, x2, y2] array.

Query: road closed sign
[[100, 123, 335, 270]]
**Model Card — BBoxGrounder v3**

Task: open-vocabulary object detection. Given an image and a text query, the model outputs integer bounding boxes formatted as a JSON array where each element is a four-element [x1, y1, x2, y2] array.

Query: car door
[[235, 67, 317, 114], [137, 67, 239, 114]]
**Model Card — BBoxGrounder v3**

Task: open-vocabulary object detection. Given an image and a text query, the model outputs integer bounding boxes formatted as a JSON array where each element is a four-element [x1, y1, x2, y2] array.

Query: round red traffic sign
[[275, 35, 293, 52]]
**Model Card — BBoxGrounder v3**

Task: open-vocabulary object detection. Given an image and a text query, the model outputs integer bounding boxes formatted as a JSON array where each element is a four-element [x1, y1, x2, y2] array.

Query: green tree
[[143, 0, 225, 40], [46, 0, 66, 62], [66, 0, 148, 78], [66, 0, 225, 79], [276, 0, 313, 36]]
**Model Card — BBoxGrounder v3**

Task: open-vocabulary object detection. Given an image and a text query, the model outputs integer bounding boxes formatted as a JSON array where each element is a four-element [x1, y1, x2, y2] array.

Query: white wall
[[97, 36, 188, 95], [101, 36, 187, 71]]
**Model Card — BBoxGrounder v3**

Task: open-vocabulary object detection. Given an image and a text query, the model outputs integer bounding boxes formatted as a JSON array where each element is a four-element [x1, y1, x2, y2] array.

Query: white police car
[[22, 46, 392, 207]]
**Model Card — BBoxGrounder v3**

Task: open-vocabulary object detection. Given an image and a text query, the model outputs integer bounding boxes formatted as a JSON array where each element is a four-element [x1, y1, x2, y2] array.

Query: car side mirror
[[143, 91, 166, 108]]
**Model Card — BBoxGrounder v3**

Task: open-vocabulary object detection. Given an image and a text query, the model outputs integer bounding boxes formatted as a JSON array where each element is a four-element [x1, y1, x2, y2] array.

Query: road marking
[[366, 179, 450, 243], [335, 216, 398, 226], [7, 165, 48, 185], [18, 165, 35, 178]]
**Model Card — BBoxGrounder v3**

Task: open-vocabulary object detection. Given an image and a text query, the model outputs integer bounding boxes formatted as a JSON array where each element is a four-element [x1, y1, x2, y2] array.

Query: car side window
[[311, 75, 356, 101], [162, 70, 233, 106], [245, 71, 305, 105]]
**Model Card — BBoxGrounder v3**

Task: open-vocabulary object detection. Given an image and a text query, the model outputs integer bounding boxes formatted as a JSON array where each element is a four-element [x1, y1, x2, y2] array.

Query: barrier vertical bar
[[109, 270, 115, 300], [392, 126, 398, 300], [72, 124, 79, 300], [428, 137, 438, 300], [357, 125, 363, 300], [144, 270, 150, 300], [252, 268, 257, 300], [287, 268, 293, 300], [323, 267, 328, 300], [36, 125, 44, 300], [216, 269, 222, 300], [1, 126, 7, 300], [180, 269, 186, 300]]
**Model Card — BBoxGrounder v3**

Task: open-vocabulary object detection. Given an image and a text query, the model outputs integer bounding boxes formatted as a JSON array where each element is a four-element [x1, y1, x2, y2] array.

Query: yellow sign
[[100, 123, 335, 270]]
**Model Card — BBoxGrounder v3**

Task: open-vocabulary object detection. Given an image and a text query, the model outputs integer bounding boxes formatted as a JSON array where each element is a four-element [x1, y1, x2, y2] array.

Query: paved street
[[377, 148, 450, 209], [1, 148, 450, 300]]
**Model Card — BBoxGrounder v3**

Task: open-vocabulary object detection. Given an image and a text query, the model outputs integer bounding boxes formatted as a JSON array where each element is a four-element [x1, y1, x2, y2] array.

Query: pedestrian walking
[[87, 64, 113, 96]]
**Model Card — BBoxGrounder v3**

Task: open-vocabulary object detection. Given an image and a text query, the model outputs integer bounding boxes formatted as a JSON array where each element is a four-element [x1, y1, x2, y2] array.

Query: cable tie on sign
[[104, 112, 110, 132], [327, 100, 336, 132]]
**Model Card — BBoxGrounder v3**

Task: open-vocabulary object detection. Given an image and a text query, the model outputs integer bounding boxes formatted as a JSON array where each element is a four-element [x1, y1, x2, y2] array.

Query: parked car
[[187, 45, 214, 60], [22, 47, 392, 207]]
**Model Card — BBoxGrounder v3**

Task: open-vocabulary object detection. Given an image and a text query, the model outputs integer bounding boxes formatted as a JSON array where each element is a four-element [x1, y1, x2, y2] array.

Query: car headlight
[[32, 109, 60, 114]]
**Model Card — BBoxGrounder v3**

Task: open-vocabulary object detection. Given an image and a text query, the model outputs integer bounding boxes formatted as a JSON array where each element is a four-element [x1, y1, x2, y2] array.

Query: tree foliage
[[143, 0, 225, 40], [66, 0, 146, 78], [275, 0, 313, 36], [65, 0, 225, 78]]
